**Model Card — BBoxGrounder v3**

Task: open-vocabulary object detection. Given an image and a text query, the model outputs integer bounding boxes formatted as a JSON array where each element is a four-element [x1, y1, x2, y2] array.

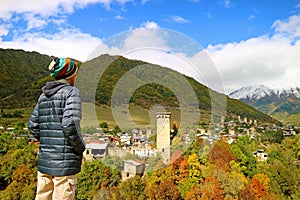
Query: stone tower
[[156, 112, 171, 165]]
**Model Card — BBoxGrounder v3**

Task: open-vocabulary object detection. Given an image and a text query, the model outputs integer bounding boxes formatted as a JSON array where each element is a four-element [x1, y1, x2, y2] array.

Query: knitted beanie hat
[[48, 57, 78, 80]]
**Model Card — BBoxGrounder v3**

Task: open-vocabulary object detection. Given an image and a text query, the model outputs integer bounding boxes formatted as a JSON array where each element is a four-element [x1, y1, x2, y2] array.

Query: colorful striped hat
[[48, 57, 78, 80]]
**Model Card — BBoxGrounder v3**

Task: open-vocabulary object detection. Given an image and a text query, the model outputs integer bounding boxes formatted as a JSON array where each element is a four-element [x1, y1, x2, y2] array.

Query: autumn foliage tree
[[0, 164, 36, 200], [111, 175, 147, 200], [178, 157, 188, 182], [0, 138, 37, 200], [239, 185, 256, 200], [251, 177, 270, 200], [185, 177, 223, 200], [178, 153, 203, 198], [208, 140, 236, 170], [146, 179, 181, 200], [76, 159, 121, 199]]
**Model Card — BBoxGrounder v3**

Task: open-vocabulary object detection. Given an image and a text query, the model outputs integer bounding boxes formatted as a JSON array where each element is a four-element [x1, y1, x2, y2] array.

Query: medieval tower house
[[156, 112, 171, 165]]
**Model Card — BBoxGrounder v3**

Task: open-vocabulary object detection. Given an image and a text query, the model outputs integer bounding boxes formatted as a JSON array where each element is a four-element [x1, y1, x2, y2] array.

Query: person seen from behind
[[28, 57, 86, 200]]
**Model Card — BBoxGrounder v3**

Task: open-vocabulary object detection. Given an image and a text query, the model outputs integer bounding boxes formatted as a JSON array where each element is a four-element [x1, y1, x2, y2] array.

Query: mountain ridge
[[229, 85, 300, 125], [0, 48, 277, 124], [229, 85, 300, 100]]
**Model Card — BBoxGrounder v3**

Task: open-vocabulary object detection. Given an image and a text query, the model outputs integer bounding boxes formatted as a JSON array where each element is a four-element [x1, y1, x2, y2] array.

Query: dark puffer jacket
[[28, 80, 86, 177]]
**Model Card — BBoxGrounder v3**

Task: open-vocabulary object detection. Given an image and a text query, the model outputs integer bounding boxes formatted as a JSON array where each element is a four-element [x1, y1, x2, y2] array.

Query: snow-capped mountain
[[229, 85, 300, 100], [229, 85, 300, 125], [275, 87, 300, 98], [229, 85, 273, 100]]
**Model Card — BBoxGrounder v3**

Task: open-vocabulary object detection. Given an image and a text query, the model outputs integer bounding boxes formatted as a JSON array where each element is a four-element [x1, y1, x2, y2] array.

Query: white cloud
[[0, 28, 102, 61], [0, 24, 11, 38], [124, 49, 196, 77], [248, 9, 259, 21], [140, 21, 159, 29], [53, 17, 69, 26], [271, 14, 300, 42], [206, 15, 300, 93], [171, 16, 190, 23], [24, 13, 48, 30], [0, 0, 116, 19], [115, 14, 125, 20], [0, 0, 137, 24], [121, 24, 167, 52], [164, 15, 190, 24], [0, 0, 133, 60]]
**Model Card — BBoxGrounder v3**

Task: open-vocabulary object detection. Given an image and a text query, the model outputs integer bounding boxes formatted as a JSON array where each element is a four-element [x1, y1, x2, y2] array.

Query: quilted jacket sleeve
[[28, 103, 40, 141], [62, 87, 86, 154]]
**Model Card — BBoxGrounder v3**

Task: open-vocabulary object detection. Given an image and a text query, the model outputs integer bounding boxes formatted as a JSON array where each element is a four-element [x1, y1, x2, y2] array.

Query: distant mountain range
[[0, 48, 277, 125], [229, 85, 300, 125]]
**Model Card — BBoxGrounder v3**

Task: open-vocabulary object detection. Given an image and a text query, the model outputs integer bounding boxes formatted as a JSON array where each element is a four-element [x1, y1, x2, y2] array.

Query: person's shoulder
[[71, 86, 80, 93], [66, 85, 80, 96], [62, 85, 78, 91]]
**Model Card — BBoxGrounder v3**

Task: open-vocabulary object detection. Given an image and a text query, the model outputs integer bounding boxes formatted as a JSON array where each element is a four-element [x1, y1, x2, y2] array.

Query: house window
[[86, 150, 90, 154]]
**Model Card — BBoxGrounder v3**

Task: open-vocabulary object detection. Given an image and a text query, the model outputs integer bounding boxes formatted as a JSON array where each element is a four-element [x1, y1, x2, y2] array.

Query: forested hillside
[[0, 49, 51, 99], [0, 49, 52, 108], [0, 49, 277, 124], [77, 54, 277, 124], [0, 49, 82, 108]]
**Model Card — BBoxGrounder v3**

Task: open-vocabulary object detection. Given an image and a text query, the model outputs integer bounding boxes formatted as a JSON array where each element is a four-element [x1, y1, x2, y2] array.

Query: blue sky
[[0, 0, 300, 93]]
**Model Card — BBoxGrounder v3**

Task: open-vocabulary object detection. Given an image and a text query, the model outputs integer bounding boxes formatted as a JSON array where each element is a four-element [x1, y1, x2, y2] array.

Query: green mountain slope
[[0, 49, 52, 98], [76, 54, 276, 124], [0, 49, 277, 124], [245, 95, 300, 125], [229, 85, 300, 125]]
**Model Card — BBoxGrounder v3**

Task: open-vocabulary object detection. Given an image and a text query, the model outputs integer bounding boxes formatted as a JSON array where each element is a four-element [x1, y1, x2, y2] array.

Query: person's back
[[28, 57, 85, 200]]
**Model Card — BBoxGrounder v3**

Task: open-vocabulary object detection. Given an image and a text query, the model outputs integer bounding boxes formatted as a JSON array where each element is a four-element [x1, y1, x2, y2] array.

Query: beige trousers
[[35, 171, 77, 200]]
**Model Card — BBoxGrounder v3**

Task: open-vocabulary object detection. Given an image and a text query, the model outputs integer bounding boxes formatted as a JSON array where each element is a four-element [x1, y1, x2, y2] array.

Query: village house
[[131, 146, 156, 158], [122, 159, 145, 180], [120, 134, 131, 146], [83, 140, 108, 161], [253, 149, 268, 161]]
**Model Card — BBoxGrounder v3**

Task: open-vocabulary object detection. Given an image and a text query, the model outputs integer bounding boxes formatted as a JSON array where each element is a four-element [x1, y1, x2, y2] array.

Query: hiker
[[28, 57, 85, 200]]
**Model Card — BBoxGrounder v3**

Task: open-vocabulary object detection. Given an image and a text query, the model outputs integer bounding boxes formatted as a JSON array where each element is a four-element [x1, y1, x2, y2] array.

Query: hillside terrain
[[0, 49, 52, 107], [0, 49, 277, 125]]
